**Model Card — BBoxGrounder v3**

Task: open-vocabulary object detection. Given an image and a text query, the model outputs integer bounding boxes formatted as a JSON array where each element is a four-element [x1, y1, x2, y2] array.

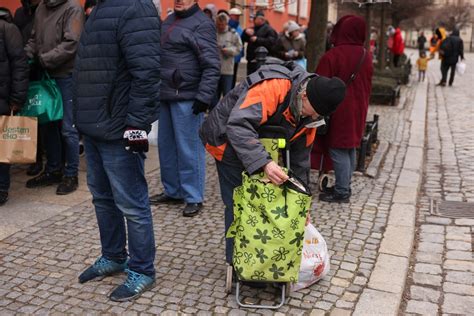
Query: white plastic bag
[[291, 223, 330, 291], [456, 62, 466, 76]]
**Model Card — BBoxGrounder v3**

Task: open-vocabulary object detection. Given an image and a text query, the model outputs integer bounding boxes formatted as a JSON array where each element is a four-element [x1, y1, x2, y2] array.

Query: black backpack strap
[[347, 48, 367, 85]]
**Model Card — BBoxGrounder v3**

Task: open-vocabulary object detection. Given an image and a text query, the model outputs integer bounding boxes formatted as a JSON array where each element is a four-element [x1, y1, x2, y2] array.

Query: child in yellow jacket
[[416, 51, 430, 82]]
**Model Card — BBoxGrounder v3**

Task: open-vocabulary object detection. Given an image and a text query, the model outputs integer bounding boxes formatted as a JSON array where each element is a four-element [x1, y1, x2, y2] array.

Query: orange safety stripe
[[282, 107, 296, 127], [306, 128, 316, 147], [239, 78, 292, 125], [205, 143, 227, 161], [290, 127, 307, 143]]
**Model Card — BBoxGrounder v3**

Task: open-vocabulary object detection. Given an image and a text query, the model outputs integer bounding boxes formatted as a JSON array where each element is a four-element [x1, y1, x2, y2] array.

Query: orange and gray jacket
[[25, 0, 84, 77], [200, 60, 317, 183]]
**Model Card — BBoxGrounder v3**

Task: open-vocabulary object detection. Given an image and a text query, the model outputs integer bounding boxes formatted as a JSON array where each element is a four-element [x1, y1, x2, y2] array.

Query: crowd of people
[[1, 0, 377, 302]]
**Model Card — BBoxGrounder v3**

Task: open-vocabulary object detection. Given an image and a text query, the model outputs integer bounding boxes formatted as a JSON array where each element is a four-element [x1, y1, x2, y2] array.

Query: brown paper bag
[[0, 115, 38, 164]]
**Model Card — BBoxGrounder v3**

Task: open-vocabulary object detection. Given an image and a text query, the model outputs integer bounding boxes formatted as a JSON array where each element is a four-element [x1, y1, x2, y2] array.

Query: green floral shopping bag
[[226, 139, 311, 283]]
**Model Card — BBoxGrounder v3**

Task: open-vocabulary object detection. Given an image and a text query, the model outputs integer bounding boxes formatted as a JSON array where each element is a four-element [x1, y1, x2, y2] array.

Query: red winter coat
[[391, 28, 405, 55], [311, 15, 373, 169]]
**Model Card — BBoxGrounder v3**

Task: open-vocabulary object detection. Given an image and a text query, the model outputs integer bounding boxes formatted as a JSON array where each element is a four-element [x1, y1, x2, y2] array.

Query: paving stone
[[424, 216, 452, 225], [415, 252, 443, 264], [443, 293, 474, 314], [411, 273, 442, 287], [454, 219, 474, 226], [379, 225, 414, 257], [414, 263, 442, 275], [406, 300, 439, 315], [410, 285, 440, 303], [446, 250, 472, 260], [445, 271, 473, 285], [444, 260, 474, 272], [420, 225, 444, 234], [446, 240, 472, 251], [368, 254, 408, 293], [443, 282, 474, 295], [420, 233, 444, 244], [353, 289, 399, 316], [417, 242, 444, 254]]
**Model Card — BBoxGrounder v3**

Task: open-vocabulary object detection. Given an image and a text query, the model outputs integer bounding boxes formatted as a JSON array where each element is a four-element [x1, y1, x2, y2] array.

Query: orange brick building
[[2, 0, 311, 32]]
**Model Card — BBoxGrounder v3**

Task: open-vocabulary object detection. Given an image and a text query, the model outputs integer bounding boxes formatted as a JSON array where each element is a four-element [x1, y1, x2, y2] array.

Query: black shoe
[[436, 82, 446, 87], [149, 193, 183, 205], [56, 176, 78, 195], [183, 203, 202, 217], [0, 191, 8, 206], [319, 192, 350, 203], [26, 162, 43, 176], [26, 170, 63, 188]]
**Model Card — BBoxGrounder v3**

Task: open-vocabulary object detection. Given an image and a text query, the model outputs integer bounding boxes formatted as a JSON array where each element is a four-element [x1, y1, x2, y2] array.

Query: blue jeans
[[55, 76, 79, 177], [158, 100, 205, 203], [216, 160, 243, 264], [0, 163, 10, 192], [84, 136, 156, 277], [329, 148, 356, 196]]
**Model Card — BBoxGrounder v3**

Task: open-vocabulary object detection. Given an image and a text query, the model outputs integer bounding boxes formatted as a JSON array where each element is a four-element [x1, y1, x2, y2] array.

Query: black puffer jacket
[[441, 29, 464, 65], [160, 4, 220, 105], [0, 8, 29, 115], [242, 22, 278, 64], [73, 0, 161, 141]]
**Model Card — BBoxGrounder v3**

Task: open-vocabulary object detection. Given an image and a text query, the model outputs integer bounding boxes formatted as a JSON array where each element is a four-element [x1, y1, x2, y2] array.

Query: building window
[[274, 0, 285, 12], [256, 0, 269, 7], [288, 0, 297, 16], [299, 0, 308, 18]]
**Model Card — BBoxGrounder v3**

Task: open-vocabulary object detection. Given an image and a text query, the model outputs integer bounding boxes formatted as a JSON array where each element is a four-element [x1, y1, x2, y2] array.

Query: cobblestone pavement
[[401, 56, 474, 315], [0, 70, 418, 314]]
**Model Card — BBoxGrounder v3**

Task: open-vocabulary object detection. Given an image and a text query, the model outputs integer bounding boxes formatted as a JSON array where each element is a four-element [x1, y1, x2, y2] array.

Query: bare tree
[[306, 0, 329, 71], [388, 0, 433, 27]]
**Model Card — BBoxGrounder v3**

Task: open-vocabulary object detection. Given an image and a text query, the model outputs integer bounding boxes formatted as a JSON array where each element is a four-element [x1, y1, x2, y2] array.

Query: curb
[[353, 80, 428, 315]]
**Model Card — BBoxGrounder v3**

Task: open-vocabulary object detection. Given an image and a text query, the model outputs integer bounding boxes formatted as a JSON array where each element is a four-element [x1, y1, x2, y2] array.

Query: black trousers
[[441, 61, 456, 85]]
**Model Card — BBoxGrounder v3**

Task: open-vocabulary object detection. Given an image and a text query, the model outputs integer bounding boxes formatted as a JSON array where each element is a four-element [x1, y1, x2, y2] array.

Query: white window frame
[[274, 0, 285, 12], [299, 0, 308, 18], [255, 0, 269, 7], [288, 0, 298, 16]]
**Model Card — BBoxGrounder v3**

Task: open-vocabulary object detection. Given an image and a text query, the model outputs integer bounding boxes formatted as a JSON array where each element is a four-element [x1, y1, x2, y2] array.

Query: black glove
[[123, 127, 149, 153], [192, 100, 209, 115]]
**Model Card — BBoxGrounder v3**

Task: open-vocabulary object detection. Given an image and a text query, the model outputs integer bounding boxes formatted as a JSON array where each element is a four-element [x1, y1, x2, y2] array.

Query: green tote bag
[[20, 73, 63, 124]]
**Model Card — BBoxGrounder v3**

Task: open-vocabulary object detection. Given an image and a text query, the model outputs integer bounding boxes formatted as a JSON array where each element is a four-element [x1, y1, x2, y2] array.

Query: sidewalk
[[0, 54, 470, 314], [400, 55, 474, 314]]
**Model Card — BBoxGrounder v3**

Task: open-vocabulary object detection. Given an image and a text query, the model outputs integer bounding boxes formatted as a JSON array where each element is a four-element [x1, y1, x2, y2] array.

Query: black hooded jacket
[[0, 8, 29, 115], [441, 29, 464, 65]]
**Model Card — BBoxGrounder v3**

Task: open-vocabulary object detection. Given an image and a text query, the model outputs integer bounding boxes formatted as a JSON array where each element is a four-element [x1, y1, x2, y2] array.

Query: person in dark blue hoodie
[[73, 0, 161, 302], [149, 0, 220, 218]]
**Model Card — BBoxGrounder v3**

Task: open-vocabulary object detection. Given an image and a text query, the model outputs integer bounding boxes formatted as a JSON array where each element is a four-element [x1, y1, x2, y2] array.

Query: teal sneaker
[[78, 256, 127, 284], [109, 269, 155, 302]]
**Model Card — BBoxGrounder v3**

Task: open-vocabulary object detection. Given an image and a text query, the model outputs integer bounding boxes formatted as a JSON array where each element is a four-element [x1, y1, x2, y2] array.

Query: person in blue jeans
[[73, 0, 161, 302], [24, 0, 84, 195], [0, 7, 29, 206], [150, 0, 220, 217]]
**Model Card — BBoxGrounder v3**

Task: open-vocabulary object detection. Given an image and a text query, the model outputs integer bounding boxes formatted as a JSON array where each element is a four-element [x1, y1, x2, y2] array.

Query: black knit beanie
[[305, 76, 346, 116]]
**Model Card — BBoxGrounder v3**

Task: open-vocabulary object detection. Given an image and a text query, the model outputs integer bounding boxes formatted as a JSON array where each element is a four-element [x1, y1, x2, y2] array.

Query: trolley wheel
[[318, 174, 329, 192], [225, 264, 233, 294]]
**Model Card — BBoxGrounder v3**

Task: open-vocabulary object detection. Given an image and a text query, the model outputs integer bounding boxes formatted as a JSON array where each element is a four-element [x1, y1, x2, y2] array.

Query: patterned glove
[[123, 127, 149, 153], [192, 100, 209, 115]]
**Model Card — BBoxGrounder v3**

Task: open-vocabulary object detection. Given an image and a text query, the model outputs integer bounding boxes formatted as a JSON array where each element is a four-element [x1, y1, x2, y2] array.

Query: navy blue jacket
[[160, 4, 220, 105], [73, 0, 160, 141]]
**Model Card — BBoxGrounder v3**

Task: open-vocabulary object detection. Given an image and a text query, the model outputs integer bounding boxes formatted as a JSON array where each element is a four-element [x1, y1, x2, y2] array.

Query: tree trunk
[[306, 0, 329, 72]]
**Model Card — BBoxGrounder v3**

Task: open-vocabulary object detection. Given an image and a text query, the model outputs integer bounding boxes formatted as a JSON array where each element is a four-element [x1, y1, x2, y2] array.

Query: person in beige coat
[[214, 12, 242, 106]]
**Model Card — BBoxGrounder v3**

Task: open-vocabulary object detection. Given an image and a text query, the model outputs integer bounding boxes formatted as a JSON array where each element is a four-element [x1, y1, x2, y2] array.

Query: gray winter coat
[[160, 4, 220, 105], [200, 60, 317, 183]]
